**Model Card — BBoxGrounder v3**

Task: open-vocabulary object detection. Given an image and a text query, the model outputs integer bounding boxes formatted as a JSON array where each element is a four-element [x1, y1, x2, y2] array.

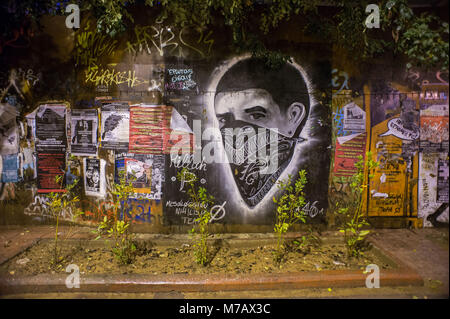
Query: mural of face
[[213, 58, 310, 207]]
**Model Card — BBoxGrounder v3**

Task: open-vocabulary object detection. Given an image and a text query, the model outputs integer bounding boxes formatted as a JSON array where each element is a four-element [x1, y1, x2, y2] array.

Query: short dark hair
[[215, 58, 310, 136]]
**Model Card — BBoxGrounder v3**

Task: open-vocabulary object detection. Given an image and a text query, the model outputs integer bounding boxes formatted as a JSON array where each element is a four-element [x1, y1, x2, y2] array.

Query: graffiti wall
[[0, 12, 448, 230]]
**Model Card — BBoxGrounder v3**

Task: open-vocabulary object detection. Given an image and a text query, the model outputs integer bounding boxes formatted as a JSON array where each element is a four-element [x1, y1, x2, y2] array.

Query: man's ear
[[286, 102, 306, 136]]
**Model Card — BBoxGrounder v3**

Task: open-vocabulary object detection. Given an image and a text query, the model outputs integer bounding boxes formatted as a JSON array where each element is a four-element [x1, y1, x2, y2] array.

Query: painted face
[[214, 88, 306, 207], [215, 89, 299, 138]]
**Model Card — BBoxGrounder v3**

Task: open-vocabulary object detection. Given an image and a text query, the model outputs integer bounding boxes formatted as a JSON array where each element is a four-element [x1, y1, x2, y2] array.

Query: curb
[[0, 268, 423, 294], [0, 241, 423, 294]]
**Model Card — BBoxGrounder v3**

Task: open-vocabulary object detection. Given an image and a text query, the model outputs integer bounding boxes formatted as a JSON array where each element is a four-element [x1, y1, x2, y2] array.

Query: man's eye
[[249, 112, 265, 120]]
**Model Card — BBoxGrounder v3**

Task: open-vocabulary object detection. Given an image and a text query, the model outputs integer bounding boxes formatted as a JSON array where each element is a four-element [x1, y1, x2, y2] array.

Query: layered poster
[[367, 117, 417, 216], [70, 109, 98, 156], [100, 103, 129, 150], [0, 103, 19, 155], [129, 105, 172, 154], [35, 104, 67, 152], [419, 104, 449, 153], [37, 152, 65, 193], [115, 152, 164, 200], [1, 154, 19, 183], [83, 158, 106, 197]]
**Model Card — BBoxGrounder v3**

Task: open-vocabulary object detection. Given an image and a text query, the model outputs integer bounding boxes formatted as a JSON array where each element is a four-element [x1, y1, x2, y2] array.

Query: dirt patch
[[0, 239, 393, 276]]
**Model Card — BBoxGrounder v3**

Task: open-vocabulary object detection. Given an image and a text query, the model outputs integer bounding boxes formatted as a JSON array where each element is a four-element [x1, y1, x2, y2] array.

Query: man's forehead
[[214, 88, 278, 113]]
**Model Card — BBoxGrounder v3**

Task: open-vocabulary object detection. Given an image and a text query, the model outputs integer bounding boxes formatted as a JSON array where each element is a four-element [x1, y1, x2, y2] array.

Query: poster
[[367, 118, 410, 216], [333, 133, 366, 177], [100, 103, 129, 150], [1, 154, 19, 183], [37, 152, 65, 193], [343, 102, 366, 133], [126, 158, 152, 195], [70, 109, 98, 156], [129, 105, 172, 154], [419, 104, 449, 153], [437, 159, 449, 203], [0, 103, 19, 155], [83, 158, 106, 197], [115, 152, 164, 200], [164, 107, 194, 155], [19, 147, 36, 181], [418, 153, 449, 227], [35, 104, 67, 152]]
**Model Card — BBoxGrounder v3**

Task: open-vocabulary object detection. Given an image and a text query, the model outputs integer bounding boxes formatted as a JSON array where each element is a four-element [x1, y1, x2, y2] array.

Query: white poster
[[83, 158, 106, 197], [343, 102, 366, 133]]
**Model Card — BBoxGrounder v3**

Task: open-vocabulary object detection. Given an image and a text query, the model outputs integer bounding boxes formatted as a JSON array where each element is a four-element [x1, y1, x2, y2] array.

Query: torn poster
[[100, 103, 129, 150], [129, 105, 172, 154], [37, 152, 66, 193], [35, 104, 67, 152], [0, 103, 19, 155], [19, 147, 36, 181], [164, 107, 194, 155], [343, 102, 366, 133], [437, 159, 449, 203], [83, 158, 106, 197], [1, 154, 19, 182], [70, 109, 98, 156], [419, 104, 449, 153]]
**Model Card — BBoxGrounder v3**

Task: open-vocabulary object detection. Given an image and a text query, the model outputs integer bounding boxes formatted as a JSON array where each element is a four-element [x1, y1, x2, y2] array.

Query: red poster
[[37, 152, 66, 193], [129, 105, 172, 154], [333, 133, 366, 177]]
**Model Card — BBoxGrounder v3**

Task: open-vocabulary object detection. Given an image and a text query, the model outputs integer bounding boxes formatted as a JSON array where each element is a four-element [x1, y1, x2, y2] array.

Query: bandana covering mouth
[[220, 121, 301, 207]]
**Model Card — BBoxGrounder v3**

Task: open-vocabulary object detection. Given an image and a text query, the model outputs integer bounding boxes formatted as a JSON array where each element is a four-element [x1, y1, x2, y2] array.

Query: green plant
[[290, 226, 322, 255], [47, 175, 82, 266], [272, 169, 308, 264], [93, 170, 136, 265], [176, 168, 215, 266], [337, 152, 379, 259]]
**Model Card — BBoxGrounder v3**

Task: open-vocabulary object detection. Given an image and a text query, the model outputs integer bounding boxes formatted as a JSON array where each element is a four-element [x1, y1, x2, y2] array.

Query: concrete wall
[[0, 15, 448, 231]]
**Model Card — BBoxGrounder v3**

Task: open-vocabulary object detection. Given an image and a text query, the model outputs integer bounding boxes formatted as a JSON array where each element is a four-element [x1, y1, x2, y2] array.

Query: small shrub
[[272, 170, 308, 264], [176, 168, 215, 266], [337, 152, 379, 259], [93, 171, 136, 265], [47, 175, 83, 266]]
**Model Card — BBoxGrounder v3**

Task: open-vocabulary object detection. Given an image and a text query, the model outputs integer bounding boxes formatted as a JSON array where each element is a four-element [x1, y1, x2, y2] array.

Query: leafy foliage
[[1, 0, 447, 70], [47, 174, 83, 266], [92, 170, 137, 265], [336, 152, 379, 259], [272, 169, 308, 264], [176, 168, 215, 266]]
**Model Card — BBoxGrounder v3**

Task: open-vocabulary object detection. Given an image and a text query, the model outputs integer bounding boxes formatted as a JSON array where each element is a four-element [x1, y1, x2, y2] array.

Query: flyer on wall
[[129, 105, 172, 154], [35, 104, 67, 153], [36, 152, 66, 193], [70, 109, 98, 156], [0, 103, 19, 156], [83, 157, 106, 197], [1, 153, 19, 183], [100, 102, 130, 151]]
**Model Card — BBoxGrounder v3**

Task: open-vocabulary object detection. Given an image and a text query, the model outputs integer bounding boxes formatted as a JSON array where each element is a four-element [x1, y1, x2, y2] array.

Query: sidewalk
[[0, 225, 448, 298]]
